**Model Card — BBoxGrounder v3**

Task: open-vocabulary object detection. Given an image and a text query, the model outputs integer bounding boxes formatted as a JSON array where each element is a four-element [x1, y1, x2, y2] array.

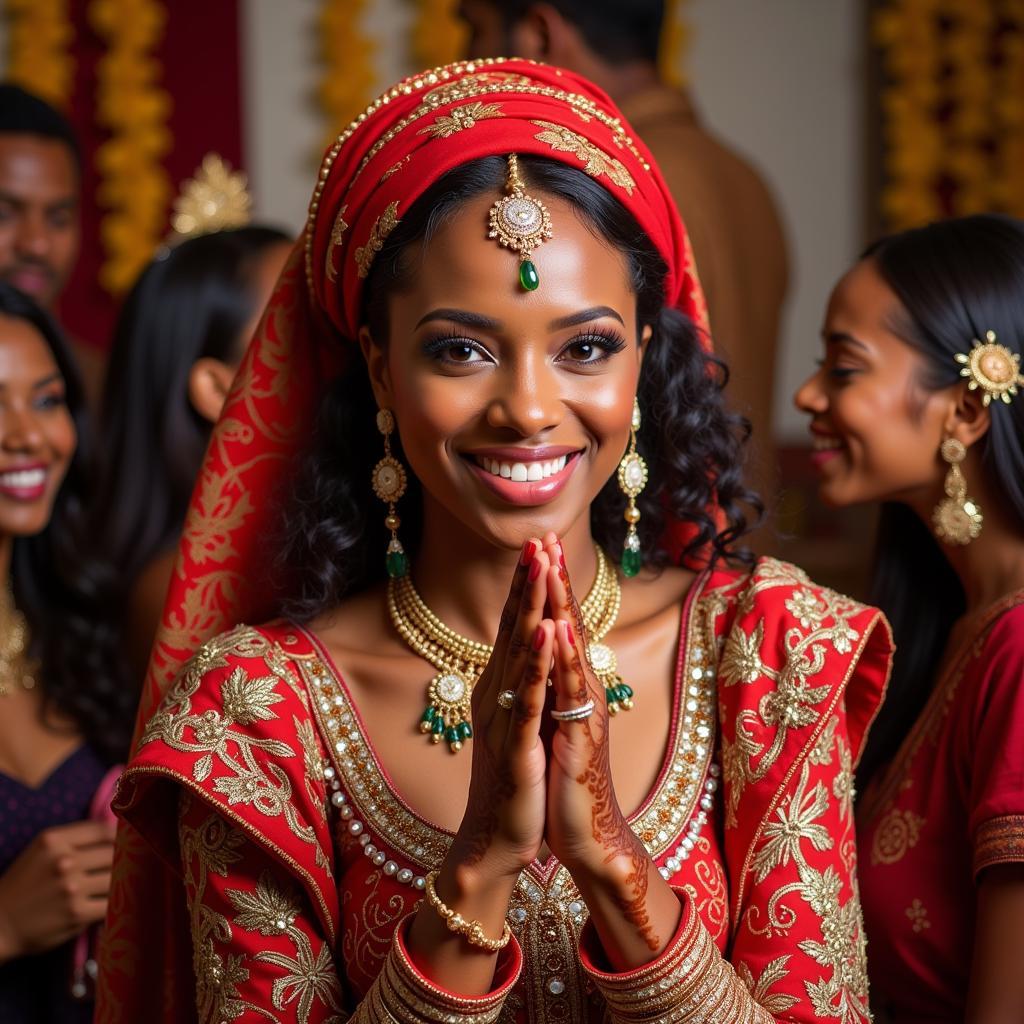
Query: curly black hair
[[0, 283, 132, 763], [275, 156, 762, 620]]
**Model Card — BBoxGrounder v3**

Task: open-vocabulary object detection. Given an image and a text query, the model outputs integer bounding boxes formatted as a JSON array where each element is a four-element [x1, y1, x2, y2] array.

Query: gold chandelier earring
[[371, 409, 409, 578], [617, 398, 648, 577], [932, 437, 983, 546]]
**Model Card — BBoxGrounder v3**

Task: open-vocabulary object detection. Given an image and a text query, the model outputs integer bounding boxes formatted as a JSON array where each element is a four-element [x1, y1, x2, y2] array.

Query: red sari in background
[[858, 593, 1024, 1023], [113, 558, 892, 1022]]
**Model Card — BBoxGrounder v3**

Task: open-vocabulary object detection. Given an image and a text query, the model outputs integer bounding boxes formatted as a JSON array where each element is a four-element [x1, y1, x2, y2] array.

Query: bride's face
[[362, 190, 646, 551]]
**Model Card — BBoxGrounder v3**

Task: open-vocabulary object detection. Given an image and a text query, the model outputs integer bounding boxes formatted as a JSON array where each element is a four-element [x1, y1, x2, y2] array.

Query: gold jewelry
[[496, 689, 515, 710], [933, 437, 983, 545], [391, 546, 634, 754], [372, 409, 410, 578], [423, 871, 511, 952], [955, 330, 1024, 406], [617, 398, 647, 578], [169, 153, 251, 243], [487, 153, 552, 292], [0, 585, 37, 698]]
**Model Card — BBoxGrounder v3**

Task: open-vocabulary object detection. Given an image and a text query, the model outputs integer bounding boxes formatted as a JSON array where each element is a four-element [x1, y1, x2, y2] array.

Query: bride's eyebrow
[[549, 306, 624, 330], [415, 308, 501, 331]]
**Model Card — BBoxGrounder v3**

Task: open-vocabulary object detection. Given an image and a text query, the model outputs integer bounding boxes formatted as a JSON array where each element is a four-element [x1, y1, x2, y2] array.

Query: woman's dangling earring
[[932, 437, 983, 545], [372, 409, 409, 577], [617, 398, 648, 577]]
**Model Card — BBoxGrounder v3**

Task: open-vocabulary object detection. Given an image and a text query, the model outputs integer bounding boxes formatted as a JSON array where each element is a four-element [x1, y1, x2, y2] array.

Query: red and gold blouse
[[858, 593, 1024, 1022], [112, 558, 892, 1022]]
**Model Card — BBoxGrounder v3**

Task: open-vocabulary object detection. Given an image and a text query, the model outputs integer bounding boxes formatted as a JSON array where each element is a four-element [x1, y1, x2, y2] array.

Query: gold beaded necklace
[[0, 585, 37, 697], [387, 546, 634, 753]]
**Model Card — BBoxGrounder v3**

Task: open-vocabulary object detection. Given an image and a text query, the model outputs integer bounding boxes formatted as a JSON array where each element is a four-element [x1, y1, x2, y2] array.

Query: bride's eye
[[558, 329, 627, 366]]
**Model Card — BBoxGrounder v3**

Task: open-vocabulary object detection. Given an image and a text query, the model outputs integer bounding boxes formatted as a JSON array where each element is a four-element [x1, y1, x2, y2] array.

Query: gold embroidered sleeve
[[579, 890, 773, 1023], [178, 794, 347, 1023]]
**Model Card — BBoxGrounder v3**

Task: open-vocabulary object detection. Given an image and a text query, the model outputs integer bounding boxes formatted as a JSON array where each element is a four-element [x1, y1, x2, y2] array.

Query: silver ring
[[497, 690, 516, 710], [550, 699, 595, 722]]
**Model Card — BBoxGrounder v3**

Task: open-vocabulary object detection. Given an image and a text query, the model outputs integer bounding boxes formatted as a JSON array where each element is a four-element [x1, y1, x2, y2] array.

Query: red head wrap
[[139, 57, 710, 722], [98, 63, 711, 1017]]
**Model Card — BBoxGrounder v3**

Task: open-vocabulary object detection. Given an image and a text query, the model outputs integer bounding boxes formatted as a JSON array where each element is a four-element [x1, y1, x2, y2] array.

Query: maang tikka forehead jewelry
[[487, 153, 552, 292]]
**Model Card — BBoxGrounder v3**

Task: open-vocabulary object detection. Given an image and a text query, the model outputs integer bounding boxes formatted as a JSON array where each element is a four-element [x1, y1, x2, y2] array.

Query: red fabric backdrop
[[57, 0, 243, 349]]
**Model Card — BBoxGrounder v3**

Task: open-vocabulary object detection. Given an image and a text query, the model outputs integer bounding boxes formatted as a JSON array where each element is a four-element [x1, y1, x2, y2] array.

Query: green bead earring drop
[[487, 153, 552, 292], [617, 399, 648, 578], [372, 409, 409, 578]]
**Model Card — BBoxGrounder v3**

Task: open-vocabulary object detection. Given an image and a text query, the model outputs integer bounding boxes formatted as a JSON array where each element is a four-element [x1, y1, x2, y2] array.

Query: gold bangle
[[423, 871, 511, 953]]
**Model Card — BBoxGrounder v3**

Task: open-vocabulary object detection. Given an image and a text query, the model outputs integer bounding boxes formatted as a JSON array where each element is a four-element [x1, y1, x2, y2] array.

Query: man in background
[[0, 84, 102, 403], [460, 0, 789, 525]]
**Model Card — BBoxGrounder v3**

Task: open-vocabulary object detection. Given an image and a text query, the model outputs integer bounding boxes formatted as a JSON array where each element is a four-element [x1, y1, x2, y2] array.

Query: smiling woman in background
[[796, 213, 1024, 1022], [88, 224, 290, 684], [0, 283, 130, 1021]]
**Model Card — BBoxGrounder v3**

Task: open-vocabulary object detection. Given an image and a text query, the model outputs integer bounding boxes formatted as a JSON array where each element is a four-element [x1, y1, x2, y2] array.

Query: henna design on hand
[[461, 739, 516, 868]]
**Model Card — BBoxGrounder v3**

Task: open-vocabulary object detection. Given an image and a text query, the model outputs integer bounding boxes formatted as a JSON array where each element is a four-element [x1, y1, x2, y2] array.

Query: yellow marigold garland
[[89, 0, 172, 294], [3, 0, 75, 109], [873, 0, 944, 229], [410, 0, 467, 69], [659, 0, 690, 87], [874, 0, 1024, 229], [995, 0, 1024, 213], [318, 0, 376, 152]]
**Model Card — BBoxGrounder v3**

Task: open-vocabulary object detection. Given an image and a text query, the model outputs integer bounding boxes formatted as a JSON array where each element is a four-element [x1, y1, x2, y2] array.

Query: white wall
[[686, 0, 865, 440], [1, 1, 865, 440]]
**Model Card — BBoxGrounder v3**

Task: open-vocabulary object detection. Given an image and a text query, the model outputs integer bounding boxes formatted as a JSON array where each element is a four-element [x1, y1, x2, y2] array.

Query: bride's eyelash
[[420, 331, 487, 360], [561, 326, 628, 359]]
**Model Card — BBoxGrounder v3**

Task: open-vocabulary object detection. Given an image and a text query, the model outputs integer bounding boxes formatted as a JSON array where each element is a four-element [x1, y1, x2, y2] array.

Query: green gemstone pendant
[[519, 259, 539, 291], [386, 538, 408, 579]]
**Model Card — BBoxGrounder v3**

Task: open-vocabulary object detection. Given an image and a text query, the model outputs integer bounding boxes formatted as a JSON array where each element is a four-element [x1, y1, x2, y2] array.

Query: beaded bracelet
[[424, 871, 512, 953]]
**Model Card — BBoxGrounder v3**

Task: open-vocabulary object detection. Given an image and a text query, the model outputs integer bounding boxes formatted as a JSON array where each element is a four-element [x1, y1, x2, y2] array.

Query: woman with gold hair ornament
[[796, 213, 1024, 1022], [99, 61, 892, 1023]]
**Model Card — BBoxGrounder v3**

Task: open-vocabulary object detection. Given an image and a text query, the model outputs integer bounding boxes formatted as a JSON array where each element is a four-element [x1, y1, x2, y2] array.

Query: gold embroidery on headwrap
[[531, 120, 636, 194], [418, 101, 504, 138], [303, 58, 656, 291], [355, 201, 401, 279], [381, 155, 411, 182], [325, 205, 348, 283]]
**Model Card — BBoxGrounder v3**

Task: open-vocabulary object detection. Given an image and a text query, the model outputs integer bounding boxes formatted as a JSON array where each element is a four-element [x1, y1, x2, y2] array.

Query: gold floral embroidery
[[905, 898, 930, 933], [870, 807, 925, 866], [179, 805, 255, 1023], [380, 155, 410, 182], [737, 956, 800, 1015], [531, 120, 636, 194], [325, 204, 348, 282], [139, 627, 331, 876], [418, 100, 503, 138], [713, 560, 866, 818], [354, 201, 400, 279], [752, 762, 832, 883]]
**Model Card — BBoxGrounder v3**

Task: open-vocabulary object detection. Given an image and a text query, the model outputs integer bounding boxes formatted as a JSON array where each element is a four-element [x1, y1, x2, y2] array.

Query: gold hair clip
[[487, 153, 552, 291], [169, 153, 252, 243], [955, 330, 1024, 406]]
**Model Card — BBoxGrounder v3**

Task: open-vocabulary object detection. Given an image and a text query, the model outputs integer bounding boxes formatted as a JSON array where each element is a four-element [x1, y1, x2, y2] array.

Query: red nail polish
[[528, 557, 542, 582], [557, 543, 566, 569], [533, 624, 545, 650], [520, 540, 538, 566], [566, 622, 575, 646]]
